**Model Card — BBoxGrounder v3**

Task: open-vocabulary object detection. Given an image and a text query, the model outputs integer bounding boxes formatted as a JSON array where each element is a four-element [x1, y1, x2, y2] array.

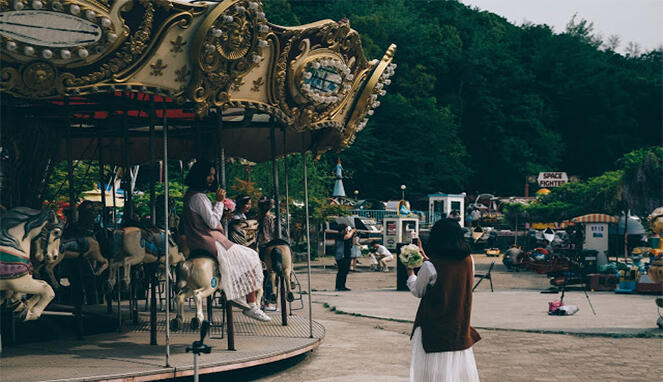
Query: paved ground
[[216, 254, 663, 382]]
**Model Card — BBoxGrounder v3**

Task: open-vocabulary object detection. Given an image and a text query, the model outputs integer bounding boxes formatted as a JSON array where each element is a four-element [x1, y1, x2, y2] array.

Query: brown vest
[[182, 190, 233, 254], [411, 256, 481, 352]]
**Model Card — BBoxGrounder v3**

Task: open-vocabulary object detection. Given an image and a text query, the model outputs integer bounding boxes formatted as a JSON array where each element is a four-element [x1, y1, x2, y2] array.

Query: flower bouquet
[[399, 244, 424, 268]]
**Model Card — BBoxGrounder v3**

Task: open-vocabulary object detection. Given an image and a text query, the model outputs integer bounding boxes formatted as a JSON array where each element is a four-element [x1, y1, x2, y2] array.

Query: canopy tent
[[572, 214, 619, 223], [0, 0, 396, 164]]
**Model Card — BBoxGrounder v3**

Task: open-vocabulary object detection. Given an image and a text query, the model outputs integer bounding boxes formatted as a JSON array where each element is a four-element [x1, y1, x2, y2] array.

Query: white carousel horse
[[171, 252, 220, 331], [0, 207, 63, 321], [259, 239, 295, 304]]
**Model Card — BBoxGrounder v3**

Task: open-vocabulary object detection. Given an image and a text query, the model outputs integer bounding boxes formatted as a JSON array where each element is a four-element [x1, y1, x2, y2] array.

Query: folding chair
[[473, 261, 494, 292]]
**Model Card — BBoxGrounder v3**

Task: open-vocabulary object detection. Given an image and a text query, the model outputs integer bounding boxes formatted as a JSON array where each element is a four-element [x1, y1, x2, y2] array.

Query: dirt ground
[[206, 254, 662, 382]]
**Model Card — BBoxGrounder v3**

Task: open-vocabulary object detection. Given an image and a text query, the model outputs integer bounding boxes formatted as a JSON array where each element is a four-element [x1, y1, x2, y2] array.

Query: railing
[[349, 209, 398, 222]]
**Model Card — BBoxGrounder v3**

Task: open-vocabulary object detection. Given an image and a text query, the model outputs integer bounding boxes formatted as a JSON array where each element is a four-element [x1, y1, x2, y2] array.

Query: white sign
[[537, 172, 568, 187]]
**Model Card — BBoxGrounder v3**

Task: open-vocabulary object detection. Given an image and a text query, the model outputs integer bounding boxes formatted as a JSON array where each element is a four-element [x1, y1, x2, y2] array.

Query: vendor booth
[[572, 213, 619, 266], [427, 193, 465, 226], [383, 216, 419, 250]]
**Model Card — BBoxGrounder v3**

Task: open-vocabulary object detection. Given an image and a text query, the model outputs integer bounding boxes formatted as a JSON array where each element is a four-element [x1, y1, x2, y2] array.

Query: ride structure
[[0, 0, 397, 377]]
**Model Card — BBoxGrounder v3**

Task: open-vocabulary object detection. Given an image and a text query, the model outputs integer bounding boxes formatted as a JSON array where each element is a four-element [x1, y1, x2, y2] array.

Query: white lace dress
[[407, 260, 480, 382]]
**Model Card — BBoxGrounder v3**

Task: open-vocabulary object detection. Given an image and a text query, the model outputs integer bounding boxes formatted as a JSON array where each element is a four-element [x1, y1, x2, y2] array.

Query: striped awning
[[572, 214, 619, 223]]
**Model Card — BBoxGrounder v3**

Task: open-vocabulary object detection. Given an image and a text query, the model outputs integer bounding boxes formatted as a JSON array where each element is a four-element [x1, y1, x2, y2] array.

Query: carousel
[[0, 1, 396, 380]]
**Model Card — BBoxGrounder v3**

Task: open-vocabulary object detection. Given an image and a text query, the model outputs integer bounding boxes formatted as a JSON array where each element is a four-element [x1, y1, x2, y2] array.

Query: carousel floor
[[0, 305, 324, 382]]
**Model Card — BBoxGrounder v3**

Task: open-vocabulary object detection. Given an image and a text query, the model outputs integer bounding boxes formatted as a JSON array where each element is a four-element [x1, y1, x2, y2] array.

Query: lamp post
[[353, 189, 359, 203], [400, 184, 406, 201]]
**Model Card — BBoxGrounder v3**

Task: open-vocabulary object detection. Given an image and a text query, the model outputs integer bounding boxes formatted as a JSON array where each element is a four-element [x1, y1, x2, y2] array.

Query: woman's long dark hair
[[425, 218, 471, 260], [185, 160, 217, 192]]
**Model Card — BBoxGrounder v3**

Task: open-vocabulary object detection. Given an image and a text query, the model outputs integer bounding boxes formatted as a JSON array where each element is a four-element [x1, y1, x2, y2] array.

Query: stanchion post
[[302, 143, 313, 338], [163, 102, 171, 367]]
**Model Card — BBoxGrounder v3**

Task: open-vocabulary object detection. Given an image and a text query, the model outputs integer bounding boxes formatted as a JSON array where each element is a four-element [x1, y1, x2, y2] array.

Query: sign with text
[[537, 172, 568, 187]]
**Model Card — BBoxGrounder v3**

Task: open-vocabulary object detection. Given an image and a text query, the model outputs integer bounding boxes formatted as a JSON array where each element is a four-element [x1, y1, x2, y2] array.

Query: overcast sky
[[460, 0, 663, 53]]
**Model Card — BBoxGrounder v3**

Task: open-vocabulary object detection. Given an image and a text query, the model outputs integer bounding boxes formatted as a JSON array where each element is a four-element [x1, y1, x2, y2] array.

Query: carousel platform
[[1, 306, 324, 382]]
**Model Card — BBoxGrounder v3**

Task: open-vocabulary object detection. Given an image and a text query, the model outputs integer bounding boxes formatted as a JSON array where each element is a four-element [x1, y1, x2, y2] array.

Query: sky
[[460, 0, 663, 54]]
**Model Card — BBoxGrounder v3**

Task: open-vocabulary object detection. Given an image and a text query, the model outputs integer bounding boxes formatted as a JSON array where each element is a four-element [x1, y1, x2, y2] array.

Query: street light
[[400, 184, 406, 201]]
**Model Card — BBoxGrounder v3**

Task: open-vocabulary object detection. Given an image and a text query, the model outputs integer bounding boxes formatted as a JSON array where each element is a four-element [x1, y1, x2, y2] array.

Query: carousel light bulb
[[373, 101, 380, 108], [41, 49, 53, 59], [70, 3, 80, 15], [101, 18, 111, 28], [248, 2, 259, 10], [23, 46, 34, 55], [259, 24, 270, 33], [370, 94, 377, 102], [235, 5, 246, 13], [379, 90, 387, 96], [256, 11, 266, 19], [384, 79, 391, 85], [258, 39, 268, 48], [107, 33, 118, 42], [141, 86, 148, 92], [205, 44, 215, 52], [370, 59, 378, 65], [32, 0, 43, 9], [252, 55, 262, 63], [347, 74, 354, 81], [78, 48, 89, 58], [367, 109, 374, 115], [212, 28, 222, 38], [223, 15, 233, 23], [14, 1, 24, 10], [60, 49, 71, 59], [375, 82, 383, 89], [6, 41, 17, 51], [86, 10, 96, 20], [312, 62, 320, 69], [304, 72, 312, 79]]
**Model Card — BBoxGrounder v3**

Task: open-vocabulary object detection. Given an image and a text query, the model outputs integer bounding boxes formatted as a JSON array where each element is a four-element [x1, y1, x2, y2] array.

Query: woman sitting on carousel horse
[[180, 160, 270, 322]]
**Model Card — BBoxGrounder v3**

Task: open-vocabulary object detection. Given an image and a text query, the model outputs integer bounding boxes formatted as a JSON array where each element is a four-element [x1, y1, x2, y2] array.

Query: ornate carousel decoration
[[0, 0, 397, 155]]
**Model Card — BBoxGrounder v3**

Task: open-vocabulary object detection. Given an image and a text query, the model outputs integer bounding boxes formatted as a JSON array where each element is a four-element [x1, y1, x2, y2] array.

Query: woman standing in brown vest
[[407, 218, 481, 381]]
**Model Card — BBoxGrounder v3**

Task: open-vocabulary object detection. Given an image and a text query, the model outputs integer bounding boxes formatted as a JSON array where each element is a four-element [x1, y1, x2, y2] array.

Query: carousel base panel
[[1, 310, 324, 382]]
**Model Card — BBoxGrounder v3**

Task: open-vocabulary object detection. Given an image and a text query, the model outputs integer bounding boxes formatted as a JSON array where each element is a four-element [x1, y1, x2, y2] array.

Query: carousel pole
[[270, 125, 287, 326], [163, 101, 171, 367], [302, 140, 313, 338], [65, 98, 85, 339], [282, 127, 290, 240], [98, 136, 107, 227], [149, 94, 158, 345], [270, 126, 282, 238]]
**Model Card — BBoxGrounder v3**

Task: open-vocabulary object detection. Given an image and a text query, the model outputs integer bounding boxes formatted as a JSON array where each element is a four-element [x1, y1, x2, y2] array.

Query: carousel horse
[[38, 201, 108, 289], [258, 238, 295, 304], [0, 207, 63, 321], [141, 227, 184, 267], [171, 252, 220, 331], [103, 226, 146, 292]]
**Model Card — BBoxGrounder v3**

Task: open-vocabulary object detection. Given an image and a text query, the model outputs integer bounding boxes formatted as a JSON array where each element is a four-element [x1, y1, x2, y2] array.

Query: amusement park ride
[[0, 0, 397, 373]]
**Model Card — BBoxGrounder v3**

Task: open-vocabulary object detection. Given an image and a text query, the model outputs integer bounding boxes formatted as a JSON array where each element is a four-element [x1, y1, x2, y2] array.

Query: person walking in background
[[228, 194, 253, 247], [335, 223, 354, 291], [257, 195, 278, 311], [350, 229, 362, 271], [407, 218, 480, 381]]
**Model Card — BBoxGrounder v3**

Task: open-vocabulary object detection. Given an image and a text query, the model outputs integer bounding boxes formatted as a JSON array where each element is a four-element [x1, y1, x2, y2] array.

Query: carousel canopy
[[572, 214, 619, 223], [0, 0, 396, 163]]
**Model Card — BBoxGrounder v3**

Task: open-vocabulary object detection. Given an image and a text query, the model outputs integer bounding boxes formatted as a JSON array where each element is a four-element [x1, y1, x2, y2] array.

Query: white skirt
[[215, 242, 263, 301], [410, 327, 479, 382]]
